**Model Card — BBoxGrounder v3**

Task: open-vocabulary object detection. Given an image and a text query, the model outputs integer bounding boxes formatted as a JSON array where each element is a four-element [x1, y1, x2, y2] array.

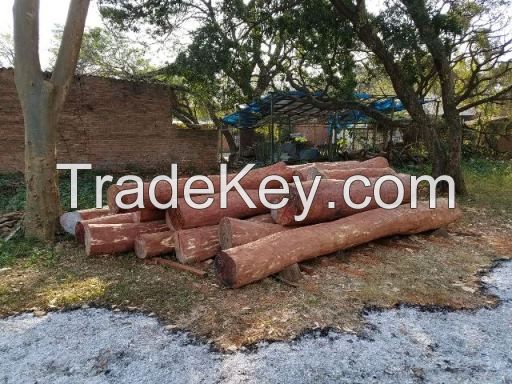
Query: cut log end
[[134, 236, 147, 259], [215, 251, 238, 288], [218, 219, 233, 250]]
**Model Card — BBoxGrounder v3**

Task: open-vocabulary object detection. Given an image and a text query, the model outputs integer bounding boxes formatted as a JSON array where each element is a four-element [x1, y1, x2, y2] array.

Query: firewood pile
[[0, 211, 23, 241], [61, 157, 462, 288]]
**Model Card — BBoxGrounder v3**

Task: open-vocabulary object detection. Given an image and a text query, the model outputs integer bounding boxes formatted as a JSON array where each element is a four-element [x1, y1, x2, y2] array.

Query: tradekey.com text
[[57, 163, 456, 222]]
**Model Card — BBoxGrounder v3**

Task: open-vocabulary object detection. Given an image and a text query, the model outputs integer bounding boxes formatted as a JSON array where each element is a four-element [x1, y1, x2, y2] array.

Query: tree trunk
[[174, 225, 219, 264], [216, 200, 462, 288], [174, 214, 276, 263], [218, 217, 288, 249], [75, 211, 140, 244], [167, 190, 279, 230], [13, 0, 90, 241], [274, 173, 412, 226], [134, 231, 174, 259], [60, 207, 111, 235], [84, 221, 168, 256], [22, 82, 60, 240]]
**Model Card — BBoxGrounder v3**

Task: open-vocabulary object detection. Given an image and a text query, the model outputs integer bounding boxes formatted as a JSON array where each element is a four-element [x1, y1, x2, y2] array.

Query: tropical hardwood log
[[218, 217, 288, 250], [216, 200, 462, 288], [84, 221, 168, 256], [107, 162, 294, 212], [175, 215, 276, 264], [134, 231, 175, 259], [175, 225, 219, 264], [60, 207, 111, 235], [75, 212, 141, 244], [274, 173, 412, 226], [167, 190, 284, 230], [293, 157, 389, 181], [318, 166, 396, 181], [138, 209, 166, 222]]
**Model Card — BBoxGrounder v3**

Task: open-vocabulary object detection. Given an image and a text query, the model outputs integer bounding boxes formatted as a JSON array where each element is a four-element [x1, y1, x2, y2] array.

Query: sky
[[0, 0, 103, 68], [0, 0, 184, 69]]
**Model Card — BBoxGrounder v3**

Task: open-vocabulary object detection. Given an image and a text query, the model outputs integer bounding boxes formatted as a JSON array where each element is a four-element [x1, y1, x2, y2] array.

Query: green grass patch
[[0, 235, 57, 268], [462, 158, 512, 211]]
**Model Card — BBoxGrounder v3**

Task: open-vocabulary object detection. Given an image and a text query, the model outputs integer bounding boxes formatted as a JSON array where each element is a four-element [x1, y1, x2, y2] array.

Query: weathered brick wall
[[0, 68, 218, 173]]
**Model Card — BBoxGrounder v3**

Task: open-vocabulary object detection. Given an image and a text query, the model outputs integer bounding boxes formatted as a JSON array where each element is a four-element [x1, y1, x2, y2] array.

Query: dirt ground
[[0, 203, 511, 350]]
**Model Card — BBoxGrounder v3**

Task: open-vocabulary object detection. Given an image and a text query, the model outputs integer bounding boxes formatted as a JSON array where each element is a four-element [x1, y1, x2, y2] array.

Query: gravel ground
[[1, 261, 512, 384]]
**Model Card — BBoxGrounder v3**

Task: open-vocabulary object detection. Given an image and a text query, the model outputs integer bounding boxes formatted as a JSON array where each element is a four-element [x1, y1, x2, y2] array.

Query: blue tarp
[[222, 90, 321, 129], [222, 90, 432, 130]]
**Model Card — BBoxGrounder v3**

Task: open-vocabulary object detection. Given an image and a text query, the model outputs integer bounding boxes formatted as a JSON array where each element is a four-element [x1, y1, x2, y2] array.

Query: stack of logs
[[60, 157, 462, 288], [0, 211, 23, 241]]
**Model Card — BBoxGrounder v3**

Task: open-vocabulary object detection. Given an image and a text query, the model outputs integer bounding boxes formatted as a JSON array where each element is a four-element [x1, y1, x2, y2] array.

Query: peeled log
[[167, 190, 283, 230], [293, 157, 389, 181], [216, 200, 462, 288], [318, 166, 396, 181], [274, 174, 412, 226], [219, 217, 288, 250], [60, 207, 111, 235], [84, 221, 168, 256], [75, 212, 141, 244], [175, 225, 219, 264], [107, 162, 294, 212], [134, 231, 175, 259], [175, 215, 277, 264]]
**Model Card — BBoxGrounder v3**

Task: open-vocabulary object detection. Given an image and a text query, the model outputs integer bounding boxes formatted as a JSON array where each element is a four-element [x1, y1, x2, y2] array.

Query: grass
[[396, 157, 512, 211], [0, 158, 511, 348]]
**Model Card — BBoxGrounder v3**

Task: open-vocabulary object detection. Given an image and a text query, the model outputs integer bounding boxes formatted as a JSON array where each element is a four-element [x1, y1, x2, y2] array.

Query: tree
[[0, 32, 15, 67], [99, 0, 359, 161], [49, 26, 153, 78], [13, 0, 90, 241], [328, 0, 512, 193]]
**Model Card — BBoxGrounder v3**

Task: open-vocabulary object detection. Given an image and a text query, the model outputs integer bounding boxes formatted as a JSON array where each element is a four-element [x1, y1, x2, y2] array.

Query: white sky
[[0, 0, 103, 68], [0, 0, 186, 69]]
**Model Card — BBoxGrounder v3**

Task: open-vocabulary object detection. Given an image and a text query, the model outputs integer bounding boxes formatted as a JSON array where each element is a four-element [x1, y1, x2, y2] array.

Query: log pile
[[0, 211, 23, 241], [62, 157, 462, 287]]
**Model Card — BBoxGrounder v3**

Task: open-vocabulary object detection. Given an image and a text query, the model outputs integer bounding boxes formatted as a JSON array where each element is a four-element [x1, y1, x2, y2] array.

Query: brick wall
[[293, 118, 329, 146], [0, 68, 218, 173]]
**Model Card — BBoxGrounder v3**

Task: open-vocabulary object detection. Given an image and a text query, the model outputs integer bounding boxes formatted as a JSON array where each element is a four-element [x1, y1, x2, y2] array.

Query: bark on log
[[274, 174, 412, 226], [175, 215, 276, 264], [216, 200, 462, 288], [107, 162, 294, 212], [318, 167, 396, 181], [175, 225, 219, 264], [75, 212, 140, 244], [60, 207, 111, 235], [84, 221, 168, 256], [134, 231, 175, 259], [218, 217, 288, 250], [293, 157, 389, 181], [167, 190, 283, 230]]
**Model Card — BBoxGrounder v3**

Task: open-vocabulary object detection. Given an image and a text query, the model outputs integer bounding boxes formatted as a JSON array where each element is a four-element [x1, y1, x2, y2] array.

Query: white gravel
[[1, 261, 512, 384]]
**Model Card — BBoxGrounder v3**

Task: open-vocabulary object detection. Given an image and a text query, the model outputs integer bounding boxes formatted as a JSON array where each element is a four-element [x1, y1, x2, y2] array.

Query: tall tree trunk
[[13, 0, 90, 241], [22, 81, 61, 239], [330, 0, 467, 194]]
